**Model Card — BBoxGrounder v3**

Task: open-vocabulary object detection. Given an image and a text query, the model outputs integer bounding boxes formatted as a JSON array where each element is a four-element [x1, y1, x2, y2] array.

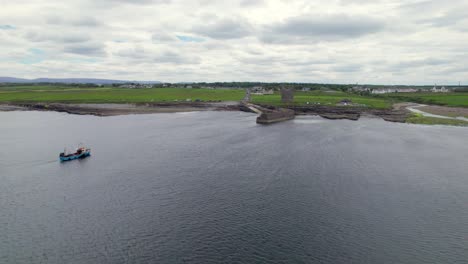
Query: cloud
[[192, 17, 252, 39], [154, 50, 200, 64], [114, 46, 200, 65], [261, 14, 385, 44], [45, 15, 102, 27], [64, 43, 107, 56], [331, 63, 363, 73], [152, 32, 177, 43], [91, 0, 171, 6], [25, 31, 91, 43], [416, 9, 467, 28], [0, 0, 467, 84], [240, 0, 264, 7], [396, 58, 450, 68], [114, 46, 147, 60]]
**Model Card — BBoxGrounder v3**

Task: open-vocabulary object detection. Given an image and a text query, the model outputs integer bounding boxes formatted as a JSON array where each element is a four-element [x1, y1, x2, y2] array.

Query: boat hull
[[59, 150, 91, 161]]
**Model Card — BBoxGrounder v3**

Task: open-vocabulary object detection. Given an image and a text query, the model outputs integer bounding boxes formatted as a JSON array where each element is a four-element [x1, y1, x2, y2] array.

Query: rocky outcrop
[[240, 103, 295, 124], [2, 102, 411, 123], [286, 105, 410, 123], [256, 108, 295, 124], [369, 109, 410, 123], [6, 102, 243, 116]]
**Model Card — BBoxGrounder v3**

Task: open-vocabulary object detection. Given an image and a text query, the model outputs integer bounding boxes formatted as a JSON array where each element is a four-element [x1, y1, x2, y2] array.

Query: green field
[[0, 85, 103, 91], [2, 85, 468, 126], [0, 87, 245, 103], [252, 91, 392, 109], [406, 113, 468, 126], [2, 86, 466, 110], [0, 86, 392, 109], [378, 92, 468, 107]]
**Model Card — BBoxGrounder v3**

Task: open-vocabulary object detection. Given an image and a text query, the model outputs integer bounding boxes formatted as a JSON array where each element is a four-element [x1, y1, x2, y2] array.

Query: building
[[371, 88, 418, 94], [119, 84, 153, 89], [371, 89, 394, 94], [431, 86, 450, 93], [281, 88, 294, 103], [352, 86, 370, 92], [251, 86, 274, 95]]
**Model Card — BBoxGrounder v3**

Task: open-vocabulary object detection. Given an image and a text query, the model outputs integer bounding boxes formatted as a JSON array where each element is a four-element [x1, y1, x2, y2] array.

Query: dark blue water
[[1, 111, 467, 264]]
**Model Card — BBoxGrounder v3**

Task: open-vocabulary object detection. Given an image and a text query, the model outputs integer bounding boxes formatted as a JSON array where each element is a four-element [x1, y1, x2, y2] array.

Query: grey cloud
[[438, 64, 468, 74], [236, 51, 332, 68], [283, 59, 332, 67], [261, 14, 385, 44], [71, 17, 102, 27], [236, 55, 279, 66], [397, 58, 450, 68], [64, 43, 106, 56], [240, 0, 264, 7], [376, 58, 454, 74], [398, 1, 445, 14], [192, 17, 251, 39], [114, 47, 147, 59], [416, 9, 467, 28], [331, 63, 363, 72], [338, 0, 381, 4], [25, 31, 91, 43], [197, 0, 216, 5], [114, 47, 200, 64], [2, 0, 467, 84], [154, 51, 200, 64], [46, 16, 63, 25], [91, 0, 171, 6], [399, 0, 468, 29], [61, 35, 92, 43], [46, 15, 102, 27], [151, 32, 177, 43]]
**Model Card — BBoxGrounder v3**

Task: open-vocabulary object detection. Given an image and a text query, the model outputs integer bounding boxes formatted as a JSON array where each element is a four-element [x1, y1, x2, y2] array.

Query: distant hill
[[0, 77, 161, 84]]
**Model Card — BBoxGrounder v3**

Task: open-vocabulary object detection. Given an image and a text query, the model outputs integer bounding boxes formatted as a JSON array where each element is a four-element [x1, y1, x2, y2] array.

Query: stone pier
[[242, 103, 295, 124]]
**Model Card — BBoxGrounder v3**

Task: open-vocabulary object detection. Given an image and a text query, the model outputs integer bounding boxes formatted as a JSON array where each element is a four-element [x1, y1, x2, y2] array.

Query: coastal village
[[351, 85, 452, 94], [112, 82, 457, 95]]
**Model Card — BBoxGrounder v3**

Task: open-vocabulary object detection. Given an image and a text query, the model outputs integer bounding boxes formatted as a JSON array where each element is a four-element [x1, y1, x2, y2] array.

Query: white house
[[251, 86, 274, 95], [431, 86, 449, 93]]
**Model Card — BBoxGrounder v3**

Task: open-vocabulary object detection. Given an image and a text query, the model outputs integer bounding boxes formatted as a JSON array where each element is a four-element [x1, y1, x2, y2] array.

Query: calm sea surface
[[1, 111, 467, 264]]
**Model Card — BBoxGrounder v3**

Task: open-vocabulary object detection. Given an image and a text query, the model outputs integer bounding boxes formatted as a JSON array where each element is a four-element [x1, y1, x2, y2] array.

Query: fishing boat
[[59, 146, 91, 161]]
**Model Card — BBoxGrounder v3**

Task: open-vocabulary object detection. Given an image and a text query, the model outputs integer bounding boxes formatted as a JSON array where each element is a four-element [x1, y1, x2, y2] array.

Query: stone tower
[[243, 88, 251, 102], [281, 88, 294, 103]]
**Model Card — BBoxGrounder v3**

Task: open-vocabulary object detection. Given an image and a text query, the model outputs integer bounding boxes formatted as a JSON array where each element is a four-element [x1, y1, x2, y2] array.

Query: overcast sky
[[1, 0, 467, 84]]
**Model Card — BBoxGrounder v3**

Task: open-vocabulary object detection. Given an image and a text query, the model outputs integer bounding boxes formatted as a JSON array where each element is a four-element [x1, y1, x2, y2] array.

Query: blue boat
[[60, 147, 91, 161]]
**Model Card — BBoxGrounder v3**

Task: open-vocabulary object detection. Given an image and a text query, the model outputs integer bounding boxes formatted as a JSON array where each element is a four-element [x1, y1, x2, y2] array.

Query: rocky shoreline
[[270, 105, 410, 123], [0, 102, 240, 116], [0, 102, 411, 123]]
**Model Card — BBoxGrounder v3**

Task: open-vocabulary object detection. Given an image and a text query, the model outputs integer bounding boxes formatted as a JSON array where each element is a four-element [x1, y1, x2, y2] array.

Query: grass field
[[2, 85, 467, 126], [2, 86, 466, 110], [406, 113, 468, 126], [0, 86, 393, 109], [251, 91, 392, 109], [378, 92, 468, 107], [0, 85, 103, 91], [0, 87, 246, 103]]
